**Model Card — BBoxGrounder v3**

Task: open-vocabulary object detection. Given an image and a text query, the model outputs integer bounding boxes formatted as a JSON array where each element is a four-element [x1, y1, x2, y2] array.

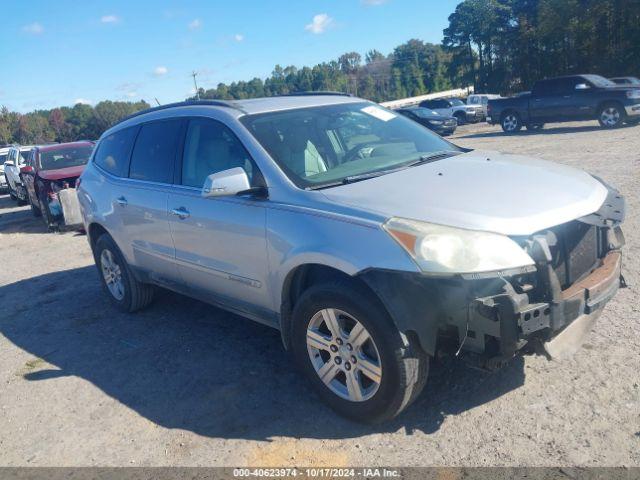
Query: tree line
[[2, 0, 638, 145]]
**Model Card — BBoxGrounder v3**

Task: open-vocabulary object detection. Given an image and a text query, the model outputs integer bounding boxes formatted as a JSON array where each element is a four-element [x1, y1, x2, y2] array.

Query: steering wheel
[[343, 143, 378, 163]]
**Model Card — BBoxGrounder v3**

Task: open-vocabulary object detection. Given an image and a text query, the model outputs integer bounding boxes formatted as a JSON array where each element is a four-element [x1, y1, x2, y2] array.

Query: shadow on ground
[[0, 193, 50, 234], [0, 265, 525, 440]]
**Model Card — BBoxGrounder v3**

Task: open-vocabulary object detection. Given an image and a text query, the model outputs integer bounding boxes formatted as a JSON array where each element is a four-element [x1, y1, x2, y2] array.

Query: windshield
[[39, 145, 93, 170], [449, 99, 465, 106], [241, 102, 460, 189], [0, 153, 7, 164], [584, 75, 617, 88]]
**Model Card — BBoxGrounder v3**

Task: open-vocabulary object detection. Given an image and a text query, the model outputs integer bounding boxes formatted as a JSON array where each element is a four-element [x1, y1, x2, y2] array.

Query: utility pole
[[191, 71, 200, 100]]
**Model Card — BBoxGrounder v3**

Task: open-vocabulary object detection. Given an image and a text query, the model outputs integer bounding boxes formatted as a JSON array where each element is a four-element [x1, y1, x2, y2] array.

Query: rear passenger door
[[109, 119, 184, 286], [167, 117, 271, 319]]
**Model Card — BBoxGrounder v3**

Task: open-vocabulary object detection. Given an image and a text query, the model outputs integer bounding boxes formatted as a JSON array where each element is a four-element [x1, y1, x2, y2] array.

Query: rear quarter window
[[94, 127, 138, 177]]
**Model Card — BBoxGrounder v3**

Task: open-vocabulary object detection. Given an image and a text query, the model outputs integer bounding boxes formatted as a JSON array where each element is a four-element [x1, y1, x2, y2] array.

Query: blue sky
[[0, 0, 459, 112]]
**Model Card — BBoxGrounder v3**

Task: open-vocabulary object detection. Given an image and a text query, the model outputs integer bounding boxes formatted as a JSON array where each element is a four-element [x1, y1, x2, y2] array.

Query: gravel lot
[[0, 120, 638, 467]]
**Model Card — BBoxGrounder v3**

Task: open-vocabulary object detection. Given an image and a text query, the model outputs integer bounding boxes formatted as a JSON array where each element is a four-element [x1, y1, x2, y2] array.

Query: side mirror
[[20, 165, 33, 174], [202, 167, 251, 198], [575, 83, 590, 90], [4, 160, 14, 167]]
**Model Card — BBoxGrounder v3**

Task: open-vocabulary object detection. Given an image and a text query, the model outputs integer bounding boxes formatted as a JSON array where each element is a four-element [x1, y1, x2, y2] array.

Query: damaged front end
[[361, 185, 626, 367]]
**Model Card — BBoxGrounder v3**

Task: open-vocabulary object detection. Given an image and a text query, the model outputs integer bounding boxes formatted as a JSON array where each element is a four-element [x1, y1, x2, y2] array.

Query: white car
[[466, 94, 502, 119], [4, 146, 33, 203], [419, 98, 482, 124]]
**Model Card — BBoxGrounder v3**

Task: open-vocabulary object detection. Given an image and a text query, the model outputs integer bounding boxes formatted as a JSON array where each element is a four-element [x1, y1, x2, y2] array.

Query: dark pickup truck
[[487, 74, 640, 133]]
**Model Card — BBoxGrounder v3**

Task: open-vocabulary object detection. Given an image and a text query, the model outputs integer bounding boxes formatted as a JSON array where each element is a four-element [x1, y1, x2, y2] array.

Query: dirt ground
[[0, 120, 639, 467]]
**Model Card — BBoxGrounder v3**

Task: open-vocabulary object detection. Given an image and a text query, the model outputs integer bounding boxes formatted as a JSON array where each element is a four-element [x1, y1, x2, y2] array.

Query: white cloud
[[188, 19, 202, 30], [125, 91, 138, 98], [101, 14, 120, 24], [305, 13, 334, 34], [362, 0, 388, 5], [234, 33, 244, 42], [74, 98, 92, 105], [22, 22, 44, 35], [153, 66, 168, 76]]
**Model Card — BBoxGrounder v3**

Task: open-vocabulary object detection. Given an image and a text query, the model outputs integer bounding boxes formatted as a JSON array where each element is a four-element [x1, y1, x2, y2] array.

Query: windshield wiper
[[404, 150, 460, 167], [305, 167, 405, 190], [306, 150, 461, 190]]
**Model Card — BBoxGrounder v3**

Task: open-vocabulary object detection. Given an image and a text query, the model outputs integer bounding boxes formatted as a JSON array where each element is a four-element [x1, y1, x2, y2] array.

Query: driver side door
[[167, 117, 272, 320]]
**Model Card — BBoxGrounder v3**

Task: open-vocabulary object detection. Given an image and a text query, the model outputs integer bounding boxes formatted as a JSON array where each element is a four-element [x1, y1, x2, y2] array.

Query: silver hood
[[321, 150, 608, 236]]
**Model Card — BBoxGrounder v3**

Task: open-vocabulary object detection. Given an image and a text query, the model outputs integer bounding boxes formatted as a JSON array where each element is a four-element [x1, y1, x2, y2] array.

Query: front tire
[[6, 176, 17, 201], [291, 280, 429, 423], [501, 112, 522, 133], [93, 234, 155, 312], [598, 103, 625, 128], [30, 196, 42, 217]]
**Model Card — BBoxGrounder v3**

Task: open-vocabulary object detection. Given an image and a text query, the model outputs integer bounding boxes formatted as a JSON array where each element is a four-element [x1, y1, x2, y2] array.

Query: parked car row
[[3, 141, 93, 230], [488, 74, 640, 133], [65, 93, 625, 423]]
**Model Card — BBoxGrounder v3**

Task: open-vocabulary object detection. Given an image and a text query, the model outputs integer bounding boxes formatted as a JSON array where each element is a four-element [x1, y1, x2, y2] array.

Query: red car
[[20, 141, 94, 230]]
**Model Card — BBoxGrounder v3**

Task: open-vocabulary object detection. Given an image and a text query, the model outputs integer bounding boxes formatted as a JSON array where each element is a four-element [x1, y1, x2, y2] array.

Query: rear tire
[[501, 112, 522, 133], [453, 111, 466, 125], [291, 280, 429, 424], [93, 234, 155, 313], [598, 103, 625, 128]]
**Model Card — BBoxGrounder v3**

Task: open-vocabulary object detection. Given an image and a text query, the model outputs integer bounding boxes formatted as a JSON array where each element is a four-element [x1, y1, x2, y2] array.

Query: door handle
[[170, 207, 190, 219], [116, 196, 127, 206]]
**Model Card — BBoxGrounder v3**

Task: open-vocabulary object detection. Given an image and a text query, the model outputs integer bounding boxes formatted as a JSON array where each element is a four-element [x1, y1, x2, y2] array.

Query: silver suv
[[78, 94, 626, 423]]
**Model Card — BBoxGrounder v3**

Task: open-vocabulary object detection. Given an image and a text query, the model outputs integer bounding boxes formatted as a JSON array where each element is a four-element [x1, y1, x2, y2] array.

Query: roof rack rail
[[278, 91, 353, 97], [111, 99, 241, 129]]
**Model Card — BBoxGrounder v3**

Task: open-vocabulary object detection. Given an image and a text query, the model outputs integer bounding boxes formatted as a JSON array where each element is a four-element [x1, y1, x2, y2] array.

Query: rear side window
[[129, 119, 182, 183], [94, 127, 138, 177]]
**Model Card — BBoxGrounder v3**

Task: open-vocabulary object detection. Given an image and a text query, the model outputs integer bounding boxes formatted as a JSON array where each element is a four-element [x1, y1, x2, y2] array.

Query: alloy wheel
[[502, 114, 518, 132], [100, 249, 125, 300], [306, 308, 382, 402], [601, 107, 620, 127]]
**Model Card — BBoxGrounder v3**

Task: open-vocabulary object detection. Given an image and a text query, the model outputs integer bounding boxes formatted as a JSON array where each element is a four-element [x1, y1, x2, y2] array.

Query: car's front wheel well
[[597, 99, 625, 114], [280, 264, 382, 350], [88, 223, 109, 252]]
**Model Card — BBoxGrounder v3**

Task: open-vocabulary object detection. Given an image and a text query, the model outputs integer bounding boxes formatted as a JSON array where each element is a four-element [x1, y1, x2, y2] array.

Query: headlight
[[383, 217, 535, 275], [465, 107, 475, 113], [626, 89, 640, 99], [429, 120, 444, 126]]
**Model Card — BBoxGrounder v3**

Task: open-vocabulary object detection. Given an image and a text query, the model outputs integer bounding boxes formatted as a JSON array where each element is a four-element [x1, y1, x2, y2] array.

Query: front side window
[[39, 145, 93, 170], [181, 118, 255, 188], [241, 102, 460, 189], [129, 119, 182, 183], [94, 127, 138, 177]]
